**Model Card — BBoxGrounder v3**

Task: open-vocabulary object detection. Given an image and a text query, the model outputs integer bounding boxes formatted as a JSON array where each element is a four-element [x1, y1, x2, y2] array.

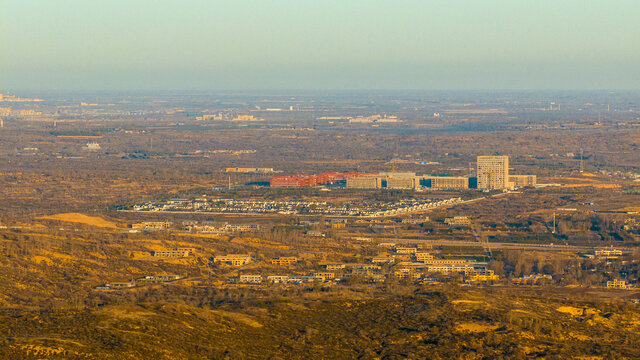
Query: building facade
[[415, 252, 434, 262], [444, 216, 471, 226], [239, 275, 263, 283], [270, 174, 317, 187], [214, 254, 252, 266], [131, 221, 173, 231], [271, 256, 298, 266], [385, 176, 417, 189], [477, 156, 510, 190], [606, 279, 632, 289], [153, 248, 194, 258], [423, 176, 469, 190], [346, 175, 381, 189], [509, 175, 537, 188]]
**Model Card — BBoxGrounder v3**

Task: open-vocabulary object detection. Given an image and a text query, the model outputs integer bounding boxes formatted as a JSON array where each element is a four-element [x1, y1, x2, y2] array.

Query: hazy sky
[[2, 0, 640, 90]]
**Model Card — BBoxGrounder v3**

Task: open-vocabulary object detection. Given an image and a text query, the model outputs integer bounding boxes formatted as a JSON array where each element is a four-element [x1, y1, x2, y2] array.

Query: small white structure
[[85, 142, 101, 150]]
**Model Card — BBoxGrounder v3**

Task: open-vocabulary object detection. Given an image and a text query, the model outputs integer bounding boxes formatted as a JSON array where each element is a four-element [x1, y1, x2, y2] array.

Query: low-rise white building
[[214, 254, 252, 266], [239, 275, 263, 284]]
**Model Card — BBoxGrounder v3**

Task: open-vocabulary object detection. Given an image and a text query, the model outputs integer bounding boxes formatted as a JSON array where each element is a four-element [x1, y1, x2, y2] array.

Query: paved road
[[380, 238, 632, 252]]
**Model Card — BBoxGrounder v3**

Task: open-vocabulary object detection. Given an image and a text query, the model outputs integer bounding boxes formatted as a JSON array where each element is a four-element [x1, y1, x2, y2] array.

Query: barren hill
[[39, 213, 119, 228]]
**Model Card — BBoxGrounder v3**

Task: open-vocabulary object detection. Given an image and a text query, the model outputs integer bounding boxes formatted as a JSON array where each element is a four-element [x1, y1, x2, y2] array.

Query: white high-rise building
[[477, 156, 510, 190]]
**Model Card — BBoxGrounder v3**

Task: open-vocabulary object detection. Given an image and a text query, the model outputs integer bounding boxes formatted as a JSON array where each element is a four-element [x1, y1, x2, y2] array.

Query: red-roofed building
[[270, 172, 372, 187], [316, 172, 369, 184], [270, 174, 317, 187]]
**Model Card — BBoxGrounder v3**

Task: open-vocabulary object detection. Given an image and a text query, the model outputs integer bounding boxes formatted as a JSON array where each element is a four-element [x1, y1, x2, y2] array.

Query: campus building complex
[[270, 156, 535, 191]]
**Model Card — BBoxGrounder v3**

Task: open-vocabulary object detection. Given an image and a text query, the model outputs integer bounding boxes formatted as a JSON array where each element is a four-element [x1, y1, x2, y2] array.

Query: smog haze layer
[[2, 0, 640, 90]]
